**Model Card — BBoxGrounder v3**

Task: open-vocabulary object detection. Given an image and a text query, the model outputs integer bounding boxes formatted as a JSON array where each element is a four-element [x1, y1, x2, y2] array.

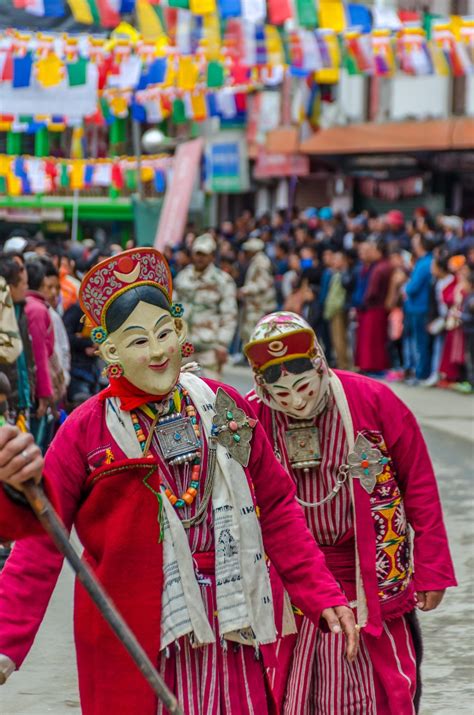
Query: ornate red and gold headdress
[[244, 311, 318, 374], [80, 248, 173, 333]]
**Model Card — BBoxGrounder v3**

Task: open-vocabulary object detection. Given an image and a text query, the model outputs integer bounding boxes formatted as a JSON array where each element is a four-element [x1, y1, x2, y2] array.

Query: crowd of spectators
[[0, 204, 472, 463], [170, 206, 474, 393]]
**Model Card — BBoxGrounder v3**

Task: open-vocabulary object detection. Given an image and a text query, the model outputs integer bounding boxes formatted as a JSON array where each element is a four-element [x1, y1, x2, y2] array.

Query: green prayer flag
[[207, 61, 225, 88], [172, 98, 187, 124], [295, 0, 318, 28], [59, 163, 69, 188], [0, 176, 6, 194], [6, 131, 22, 156], [168, 0, 189, 7], [423, 11, 442, 40], [125, 168, 137, 191], [343, 51, 359, 76], [109, 117, 127, 146], [86, 0, 100, 24], [67, 57, 87, 87], [99, 97, 111, 123], [34, 127, 50, 157], [109, 186, 120, 199]]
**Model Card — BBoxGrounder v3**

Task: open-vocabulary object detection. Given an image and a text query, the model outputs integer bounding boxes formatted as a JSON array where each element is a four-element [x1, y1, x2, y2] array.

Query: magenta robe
[[0, 379, 346, 715], [250, 371, 456, 637]]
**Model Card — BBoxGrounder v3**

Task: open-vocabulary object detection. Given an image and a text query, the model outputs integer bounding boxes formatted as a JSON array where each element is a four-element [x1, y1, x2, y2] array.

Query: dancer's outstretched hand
[[321, 605, 359, 662]]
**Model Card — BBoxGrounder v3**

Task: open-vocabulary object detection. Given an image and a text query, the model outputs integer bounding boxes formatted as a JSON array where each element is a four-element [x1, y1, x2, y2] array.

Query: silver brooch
[[211, 388, 256, 467], [347, 433, 389, 494]]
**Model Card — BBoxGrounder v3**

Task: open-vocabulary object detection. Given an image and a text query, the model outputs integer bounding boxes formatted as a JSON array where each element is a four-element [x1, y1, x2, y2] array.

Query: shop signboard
[[204, 132, 250, 193], [254, 150, 310, 179]]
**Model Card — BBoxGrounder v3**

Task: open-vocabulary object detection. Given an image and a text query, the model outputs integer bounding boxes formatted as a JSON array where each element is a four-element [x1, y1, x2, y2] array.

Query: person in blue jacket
[[403, 233, 433, 382]]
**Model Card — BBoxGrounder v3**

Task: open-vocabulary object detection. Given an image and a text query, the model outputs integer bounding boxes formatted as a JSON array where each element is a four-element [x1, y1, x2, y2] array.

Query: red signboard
[[154, 137, 204, 251], [254, 150, 310, 179]]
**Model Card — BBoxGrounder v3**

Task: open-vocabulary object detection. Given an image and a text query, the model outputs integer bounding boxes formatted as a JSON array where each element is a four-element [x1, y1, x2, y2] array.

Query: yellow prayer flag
[[136, 0, 165, 42], [0, 122, 12, 133], [265, 25, 285, 66], [163, 62, 177, 88], [177, 57, 199, 91], [430, 43, 450, 76], [36, 54, 64, 88], [0, 156, 11, 176], [109, 96, 129, 118], [450, 15, 463, 41], [202, 12, 221, 59], [71, 127, 84, 160], [315, 68, 340, 84], [70, 161, 85, 190], [191, 92, 207, 121], [7, 172, 22, 196], [141, 166, 154, 182], [318, 0, 346, 33], [190, 0, 216, 15], [66, 0, 93, 25], [111, 22, 141, 43]]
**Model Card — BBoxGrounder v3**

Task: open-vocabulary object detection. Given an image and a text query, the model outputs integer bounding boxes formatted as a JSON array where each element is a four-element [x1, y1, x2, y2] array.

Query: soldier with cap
[[174, 233, 238, 378], [238, 235, 277, 346]]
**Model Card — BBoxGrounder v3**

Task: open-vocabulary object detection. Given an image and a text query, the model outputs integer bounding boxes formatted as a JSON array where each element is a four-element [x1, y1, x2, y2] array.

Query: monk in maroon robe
[[356, 239, 393, 374]]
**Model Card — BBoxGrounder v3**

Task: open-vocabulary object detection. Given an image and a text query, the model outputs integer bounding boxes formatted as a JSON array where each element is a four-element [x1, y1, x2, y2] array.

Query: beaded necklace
[[131, 386, 202, 511]]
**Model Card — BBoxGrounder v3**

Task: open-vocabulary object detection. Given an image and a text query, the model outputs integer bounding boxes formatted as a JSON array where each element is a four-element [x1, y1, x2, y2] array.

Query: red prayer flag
[[96, 0, 121, 28], [44, 160, 58, 189], [268, 0, 292, 25], [1, 52, 13, 82], [235, 92, 247, 113], [111, 163, 124, 190], [230, 63, 250, 84], [398, 10, 420, 23]]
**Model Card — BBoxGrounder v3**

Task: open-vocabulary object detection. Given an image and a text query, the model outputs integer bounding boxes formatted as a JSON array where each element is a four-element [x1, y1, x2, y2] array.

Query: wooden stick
[[22, 480, 183, 715]]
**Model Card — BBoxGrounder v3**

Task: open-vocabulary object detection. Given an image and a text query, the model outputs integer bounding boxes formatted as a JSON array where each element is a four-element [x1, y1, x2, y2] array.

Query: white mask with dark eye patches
[[263, 367, 330, 420]]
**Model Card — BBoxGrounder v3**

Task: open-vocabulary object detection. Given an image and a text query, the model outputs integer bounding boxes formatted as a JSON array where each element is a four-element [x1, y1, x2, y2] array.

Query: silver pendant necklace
[[271, 410, 349, 509]]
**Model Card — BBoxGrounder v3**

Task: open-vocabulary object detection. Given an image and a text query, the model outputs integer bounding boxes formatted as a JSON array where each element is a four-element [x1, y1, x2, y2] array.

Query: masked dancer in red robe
[[244, 311, 456, 715], [0, 250, 358, 715]]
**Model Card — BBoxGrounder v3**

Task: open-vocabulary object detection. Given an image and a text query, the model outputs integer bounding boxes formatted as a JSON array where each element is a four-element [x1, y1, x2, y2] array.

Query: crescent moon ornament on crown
[[80, 248, 173, 330]]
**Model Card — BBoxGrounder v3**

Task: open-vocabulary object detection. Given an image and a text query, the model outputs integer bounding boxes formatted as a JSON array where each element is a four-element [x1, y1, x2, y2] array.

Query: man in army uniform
[[239, 236, 277, 346], [174, 233, 238, 378]]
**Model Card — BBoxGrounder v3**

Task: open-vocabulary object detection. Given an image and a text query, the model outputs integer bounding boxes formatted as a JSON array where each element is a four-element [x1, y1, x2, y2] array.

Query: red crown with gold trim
[[244, 312, 317, 373], [80, 248, 173, 329]]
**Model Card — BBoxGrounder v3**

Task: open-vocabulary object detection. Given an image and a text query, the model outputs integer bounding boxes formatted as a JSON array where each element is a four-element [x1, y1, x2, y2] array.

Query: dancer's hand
[[416, 590, 445, 611], [0, 426, 43, 492], [321, 605, 359, 662], [0, 654, 15, 685]]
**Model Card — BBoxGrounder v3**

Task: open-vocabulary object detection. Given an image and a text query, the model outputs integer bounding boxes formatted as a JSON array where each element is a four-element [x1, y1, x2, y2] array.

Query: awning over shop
[[298, 118, 474, 155]]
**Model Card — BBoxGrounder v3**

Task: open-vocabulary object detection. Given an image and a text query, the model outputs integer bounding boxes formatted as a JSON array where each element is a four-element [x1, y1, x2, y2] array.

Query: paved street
[[1, 370, 473, 714]]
